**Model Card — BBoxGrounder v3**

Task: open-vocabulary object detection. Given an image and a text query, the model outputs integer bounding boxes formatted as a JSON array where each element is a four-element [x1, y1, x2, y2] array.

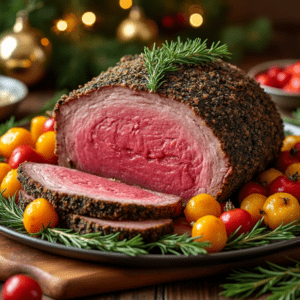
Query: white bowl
[[248, 59, 300, 110], [0, 75, 28, 121]]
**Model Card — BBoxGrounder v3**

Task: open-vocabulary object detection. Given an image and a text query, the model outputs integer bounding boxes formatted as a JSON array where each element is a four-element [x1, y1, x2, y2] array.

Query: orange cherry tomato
[[23, 198, 59, 234], [281, 135, 300, 152], [184, 193, 221, 224], [285, 163, 300, 180], [240, 193, 267, 224], [0, 169, 21, 201], [0, 163, 12, 184], [262, 192, 300, 230], [35, 131, 57, 164], [192, 215, 227, 253], [30, 116, 47, 144], [0, 128, 34, 159], [257, 168, 284, 186]]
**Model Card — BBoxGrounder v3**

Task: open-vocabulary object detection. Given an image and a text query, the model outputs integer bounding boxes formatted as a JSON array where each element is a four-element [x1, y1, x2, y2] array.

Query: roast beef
[[18, 189, 174, 242], [54, 55, 284, 203], [17, 162, 182, 220]]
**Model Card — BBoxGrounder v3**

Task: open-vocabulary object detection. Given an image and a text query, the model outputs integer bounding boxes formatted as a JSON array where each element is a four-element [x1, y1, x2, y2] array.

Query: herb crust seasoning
[[54, 54, 284, 203]]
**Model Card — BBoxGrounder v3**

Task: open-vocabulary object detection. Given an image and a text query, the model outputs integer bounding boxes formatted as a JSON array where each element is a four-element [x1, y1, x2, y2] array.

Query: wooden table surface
[[0, 50, 298, 300]]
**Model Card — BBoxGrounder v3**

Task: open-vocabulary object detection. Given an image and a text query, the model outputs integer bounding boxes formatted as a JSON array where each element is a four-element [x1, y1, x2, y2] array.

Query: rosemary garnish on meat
[[143, 37, 231, 92], [0, 193, 208, 256]]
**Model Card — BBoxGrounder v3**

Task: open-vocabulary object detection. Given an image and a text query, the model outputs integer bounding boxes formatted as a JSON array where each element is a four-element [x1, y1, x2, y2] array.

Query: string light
[[56, 20, 68, 31], [82, 12, 96, 26], [119, 0, 133, 9], [189, 13, 203, 27], [40, 37, 50, 47]]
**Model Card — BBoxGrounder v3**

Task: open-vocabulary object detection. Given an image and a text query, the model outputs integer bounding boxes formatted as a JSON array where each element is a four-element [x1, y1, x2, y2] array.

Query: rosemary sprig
[[224, 219, 300, 250], [0, 192, 208, 256], [143, 37, 231, 92], [145, 233, 209, 256], [220, 259, 300, 299], [282, 107, 300, 127]]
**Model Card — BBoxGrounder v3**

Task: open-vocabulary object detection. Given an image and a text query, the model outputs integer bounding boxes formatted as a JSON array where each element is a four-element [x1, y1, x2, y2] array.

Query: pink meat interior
[[57, 87, 231, 202], [21, 163, 180, 205], [79, 215, 172, 229]]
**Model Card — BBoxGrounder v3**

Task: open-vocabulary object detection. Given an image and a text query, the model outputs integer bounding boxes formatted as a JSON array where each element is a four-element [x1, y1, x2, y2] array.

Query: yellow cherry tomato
[[35, 131, 57, 164], [0, 163, 12, 183], [262, 193, 300, 230], [192, 215, 228, 253], [184, 194, 221, 224], [23, 198, 59, 234], [0, 169, 21, 201], [257, 168, 284, 186], [281, 135, 300, 152], [30, 116, 47, 144], [240, 193, 267, 224], [285, 163, 300, 180], [0, 127, 34, 159]]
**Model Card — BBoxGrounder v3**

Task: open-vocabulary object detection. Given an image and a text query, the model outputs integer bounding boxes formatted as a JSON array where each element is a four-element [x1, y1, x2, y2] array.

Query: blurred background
[[0, 0, 299, 92]]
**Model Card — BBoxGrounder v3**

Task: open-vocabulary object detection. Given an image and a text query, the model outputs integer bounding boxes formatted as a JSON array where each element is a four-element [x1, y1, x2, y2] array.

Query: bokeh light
[[189, 13, 203, 27], [82, 12, 96, 26], [119, 0, 133, 9], [56, 20, 68, 31]]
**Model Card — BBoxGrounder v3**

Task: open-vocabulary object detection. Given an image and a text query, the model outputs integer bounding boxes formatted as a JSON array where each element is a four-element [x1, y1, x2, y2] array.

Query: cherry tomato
[[269, 175, 300, 201], [262, 193, 300, 230], [2, 274, 42, 300], [257, 168, 284, 186], [8, 145, 46, 169], [238, 181, 268, 204], [220, 208, 254, 237], [285, 61, 300, 76], [276, 71, 291, 88], [275, 148, 300, 172], [267, 66, 282, 79], [255, 73, 277, 87], [42, 117, 55, 133], [283, 76, 300, 93], [281, 135, 300, 152]]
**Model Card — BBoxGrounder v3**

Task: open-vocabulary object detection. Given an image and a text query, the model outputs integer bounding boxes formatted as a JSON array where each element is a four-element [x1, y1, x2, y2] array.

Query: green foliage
[[143, 37, 231, 91]]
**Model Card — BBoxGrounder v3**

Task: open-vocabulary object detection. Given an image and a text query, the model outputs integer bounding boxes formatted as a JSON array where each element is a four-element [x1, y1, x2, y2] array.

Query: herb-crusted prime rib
[[18, 189, 174, 242], [54, 55, 284, 203], [17, 162, 181, 221]]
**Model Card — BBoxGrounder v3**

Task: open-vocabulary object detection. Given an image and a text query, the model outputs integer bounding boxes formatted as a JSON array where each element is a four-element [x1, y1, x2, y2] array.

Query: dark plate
[[1, 224, 300, 268]]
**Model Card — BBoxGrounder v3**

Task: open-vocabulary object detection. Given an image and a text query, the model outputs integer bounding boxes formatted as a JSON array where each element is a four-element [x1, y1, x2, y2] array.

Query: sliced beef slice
[[18, 189, 174, 242], [17, 162, 182, 221], [54, 55, 284, 203]]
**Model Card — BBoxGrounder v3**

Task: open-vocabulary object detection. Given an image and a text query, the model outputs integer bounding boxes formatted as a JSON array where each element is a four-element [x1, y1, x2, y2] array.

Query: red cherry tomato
[[275, 148, 300, 172], [276, 71, 291, 88], [2, 274, 42, 300], [283, 76, 300, 93], [269, 175, 300, 201], [255, 73, 277, 87], [8, 145, 46, 169], [285, 61, 300, 76], [42, 117, 55, 133], [238, 181, 268, 204], [220, 208, 254, 237]]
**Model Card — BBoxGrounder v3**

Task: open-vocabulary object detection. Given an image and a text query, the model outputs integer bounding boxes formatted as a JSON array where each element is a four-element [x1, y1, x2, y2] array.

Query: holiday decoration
[[117, 6, 158, 43], [0, 6, 52, 86]]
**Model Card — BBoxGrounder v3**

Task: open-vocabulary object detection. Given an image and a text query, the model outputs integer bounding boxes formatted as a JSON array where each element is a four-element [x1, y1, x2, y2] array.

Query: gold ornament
[[0, 10, 52, 86], [117, 6, 158, 43]]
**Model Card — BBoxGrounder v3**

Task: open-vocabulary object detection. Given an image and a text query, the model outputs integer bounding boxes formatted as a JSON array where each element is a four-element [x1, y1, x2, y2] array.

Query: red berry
[[2, 274, 42, 300], [220, 208, 254, 237], [42, 117, 55, 133], [238, 181, 268, 204]]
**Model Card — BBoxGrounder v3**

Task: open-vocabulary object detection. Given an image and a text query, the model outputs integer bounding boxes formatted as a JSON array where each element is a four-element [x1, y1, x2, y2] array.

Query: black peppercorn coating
[[18, 190, 174, 242], [17, 164, 182, 221], [54, 54, 284, 201]]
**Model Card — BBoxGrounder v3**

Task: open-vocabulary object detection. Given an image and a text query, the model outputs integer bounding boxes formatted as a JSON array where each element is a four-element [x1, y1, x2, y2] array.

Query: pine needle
[[143, 37, 231, 92]]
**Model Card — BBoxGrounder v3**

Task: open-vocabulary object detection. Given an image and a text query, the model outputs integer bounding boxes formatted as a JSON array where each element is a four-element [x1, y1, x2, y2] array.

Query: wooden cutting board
[[1, 233, 300, 300]]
